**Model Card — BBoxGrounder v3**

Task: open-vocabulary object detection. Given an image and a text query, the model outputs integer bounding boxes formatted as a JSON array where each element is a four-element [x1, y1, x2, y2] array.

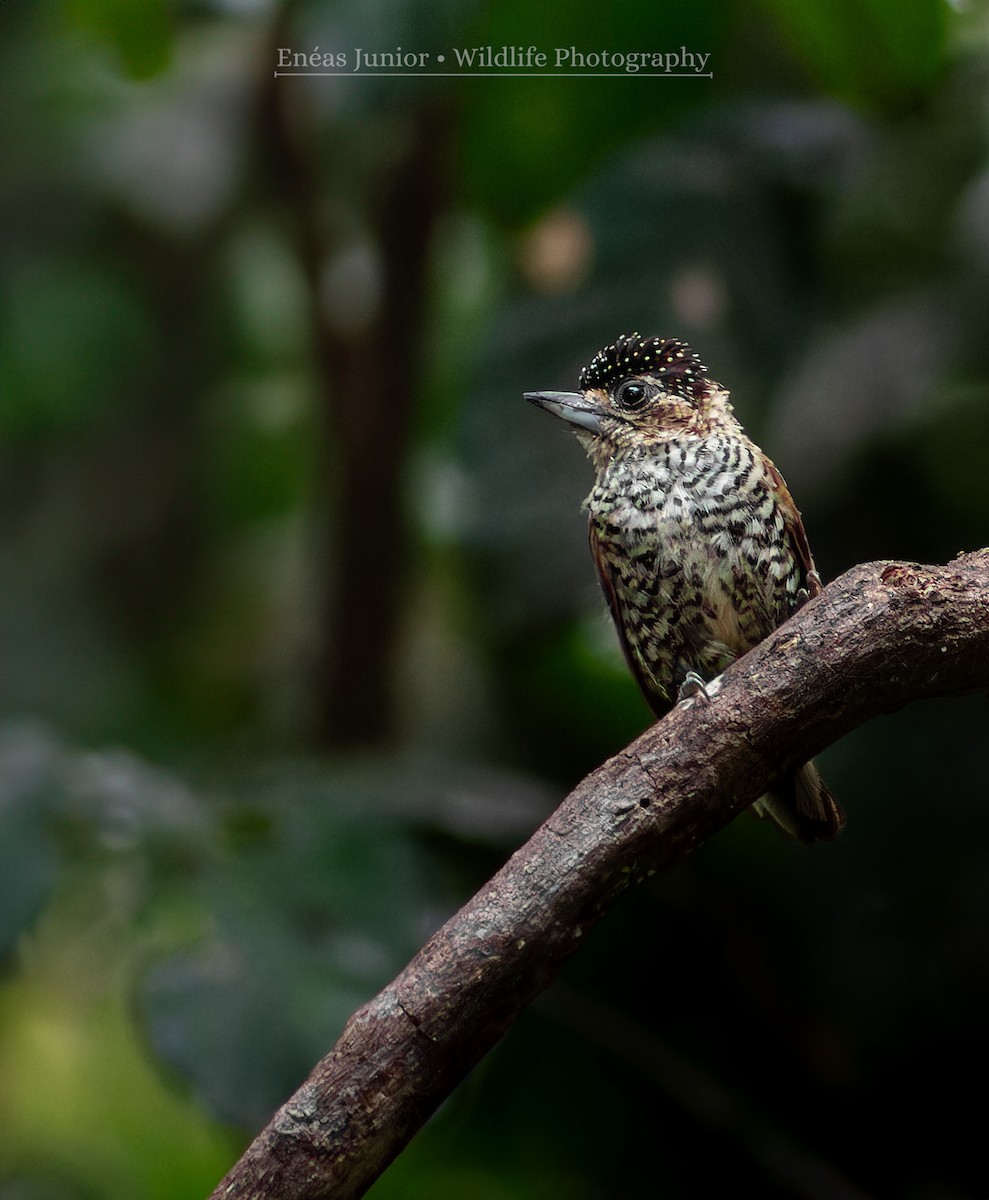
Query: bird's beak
[[524, 391, 603, 434]]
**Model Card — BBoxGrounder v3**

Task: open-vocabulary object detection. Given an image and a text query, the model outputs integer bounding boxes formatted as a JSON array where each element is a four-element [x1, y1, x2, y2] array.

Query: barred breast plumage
[[587, 433, 804, 712]]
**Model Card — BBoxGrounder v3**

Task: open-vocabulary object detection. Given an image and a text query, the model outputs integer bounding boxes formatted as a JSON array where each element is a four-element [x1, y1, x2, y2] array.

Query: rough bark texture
[[210, 553, 989, 1200]]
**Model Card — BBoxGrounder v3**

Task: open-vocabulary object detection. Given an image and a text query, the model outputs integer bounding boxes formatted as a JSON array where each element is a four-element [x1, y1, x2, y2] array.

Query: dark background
[[1, 1, 987, 1197]]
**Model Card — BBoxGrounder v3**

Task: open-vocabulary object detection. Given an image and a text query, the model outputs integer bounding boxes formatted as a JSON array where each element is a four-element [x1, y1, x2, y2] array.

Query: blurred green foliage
[[2, 0, 988, 1197], [64, 0, 174, 79], [760, 0, 948, 107]]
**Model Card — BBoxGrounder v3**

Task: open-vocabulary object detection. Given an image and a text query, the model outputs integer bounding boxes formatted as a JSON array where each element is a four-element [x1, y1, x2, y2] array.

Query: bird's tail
[[752, 760, 845, 843]]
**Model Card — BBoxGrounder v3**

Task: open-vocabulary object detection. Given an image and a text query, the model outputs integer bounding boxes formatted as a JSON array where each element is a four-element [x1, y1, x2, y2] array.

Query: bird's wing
[[764, 458, 823, 607], [588, 519, 673, 719]]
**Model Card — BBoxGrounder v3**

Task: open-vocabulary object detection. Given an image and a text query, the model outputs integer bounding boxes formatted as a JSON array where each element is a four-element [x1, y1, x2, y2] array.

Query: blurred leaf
[[0, 725, 61, 962], [62, 0, 173, 80], [0, 1177, 91, 1200], [139, 756, 541, 1126], [204, 381, 316, 527], [0, 259, 155, 440], [759, 0, 949, 108], [0, 871, 233, 1200], [460, 0, 722, 224]]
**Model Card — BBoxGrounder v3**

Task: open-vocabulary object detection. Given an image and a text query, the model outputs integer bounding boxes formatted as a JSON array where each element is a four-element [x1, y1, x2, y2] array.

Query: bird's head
[[526, 333, 738, 462]]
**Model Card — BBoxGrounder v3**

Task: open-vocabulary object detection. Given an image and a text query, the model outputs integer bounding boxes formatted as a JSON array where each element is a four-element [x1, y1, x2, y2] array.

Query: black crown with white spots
[[579, 334, 708, 401]]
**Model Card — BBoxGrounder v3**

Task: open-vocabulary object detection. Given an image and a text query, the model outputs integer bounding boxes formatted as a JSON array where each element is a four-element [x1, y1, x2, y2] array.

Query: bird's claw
[[677, 671, 711, 705]]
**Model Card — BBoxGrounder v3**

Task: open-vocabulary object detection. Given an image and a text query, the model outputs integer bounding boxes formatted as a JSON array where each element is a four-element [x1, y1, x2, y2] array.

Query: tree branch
[[209, 552, 989, 1200]]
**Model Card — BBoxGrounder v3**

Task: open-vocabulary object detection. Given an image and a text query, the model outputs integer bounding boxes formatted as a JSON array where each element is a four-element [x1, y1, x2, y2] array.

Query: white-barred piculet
[[526, 332, 844, 843]]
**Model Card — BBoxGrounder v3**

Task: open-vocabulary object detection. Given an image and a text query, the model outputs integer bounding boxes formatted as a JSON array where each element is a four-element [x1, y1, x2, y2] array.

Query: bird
[[525, 332, 844, 843]]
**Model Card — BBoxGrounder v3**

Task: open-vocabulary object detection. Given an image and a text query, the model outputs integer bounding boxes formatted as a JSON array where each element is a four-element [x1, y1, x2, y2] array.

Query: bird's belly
[[588, 466, 794, 690], [612, 505, 754, 655]]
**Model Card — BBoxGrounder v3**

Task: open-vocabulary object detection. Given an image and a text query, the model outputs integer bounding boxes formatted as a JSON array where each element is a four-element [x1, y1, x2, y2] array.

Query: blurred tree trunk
[[260, 31, 453, 749]]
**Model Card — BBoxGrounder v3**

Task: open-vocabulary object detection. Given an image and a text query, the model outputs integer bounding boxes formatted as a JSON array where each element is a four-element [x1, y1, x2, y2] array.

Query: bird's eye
[[614, 380, 653, 411]]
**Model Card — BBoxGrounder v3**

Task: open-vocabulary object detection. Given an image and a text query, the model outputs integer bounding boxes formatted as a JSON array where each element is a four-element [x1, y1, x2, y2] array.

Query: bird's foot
[[677, 671, 712, 705]]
